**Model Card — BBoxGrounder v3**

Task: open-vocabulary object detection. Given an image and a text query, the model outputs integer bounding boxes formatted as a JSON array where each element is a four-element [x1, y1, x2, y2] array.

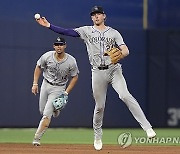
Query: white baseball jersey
[[74, 26, 125, 67], [37, 51, 79, 85]]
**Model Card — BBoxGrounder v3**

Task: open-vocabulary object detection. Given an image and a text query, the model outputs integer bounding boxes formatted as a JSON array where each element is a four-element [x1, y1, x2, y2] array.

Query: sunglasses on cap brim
[[54, 43, 66, 46]]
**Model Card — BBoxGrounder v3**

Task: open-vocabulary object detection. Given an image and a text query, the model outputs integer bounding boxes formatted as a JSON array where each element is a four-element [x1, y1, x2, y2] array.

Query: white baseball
[[34, 13, 41, 19]]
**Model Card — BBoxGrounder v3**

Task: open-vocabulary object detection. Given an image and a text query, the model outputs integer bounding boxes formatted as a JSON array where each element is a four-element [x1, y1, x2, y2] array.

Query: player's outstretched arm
[[35, 15, 79, 37], [50, 24, 80, 37]]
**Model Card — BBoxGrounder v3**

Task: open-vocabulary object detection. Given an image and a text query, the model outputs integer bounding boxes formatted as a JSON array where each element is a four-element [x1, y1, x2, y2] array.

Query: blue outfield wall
[[0, 21, 147, 128], [147, 30, 180, 128], [1, 0, 180, 29]]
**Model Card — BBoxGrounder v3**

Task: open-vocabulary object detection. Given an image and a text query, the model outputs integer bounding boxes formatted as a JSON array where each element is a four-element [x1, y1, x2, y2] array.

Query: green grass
[[0, 128, 179, 146]]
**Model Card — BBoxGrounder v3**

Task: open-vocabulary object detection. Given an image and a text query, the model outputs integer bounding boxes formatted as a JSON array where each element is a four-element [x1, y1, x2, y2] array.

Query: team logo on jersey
[[89, 36, 115, 44]]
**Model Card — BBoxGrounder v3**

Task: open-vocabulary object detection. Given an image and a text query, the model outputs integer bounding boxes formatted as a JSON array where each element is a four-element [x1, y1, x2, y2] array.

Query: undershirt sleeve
[[49, 24, 80, 37]]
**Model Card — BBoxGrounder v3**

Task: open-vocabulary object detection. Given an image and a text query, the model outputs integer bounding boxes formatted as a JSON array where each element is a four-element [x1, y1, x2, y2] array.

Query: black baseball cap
[[54, 37, 66, 45], [90, 6, 105, 16]]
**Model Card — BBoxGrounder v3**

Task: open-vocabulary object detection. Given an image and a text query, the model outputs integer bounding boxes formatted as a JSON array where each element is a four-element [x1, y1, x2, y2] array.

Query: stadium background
[[0, 0, 180, 128]]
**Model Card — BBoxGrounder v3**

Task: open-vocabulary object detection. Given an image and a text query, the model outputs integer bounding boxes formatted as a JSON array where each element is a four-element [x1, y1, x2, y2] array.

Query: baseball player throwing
[[35, 6, 156, 150], [32, 37, 79, 146]]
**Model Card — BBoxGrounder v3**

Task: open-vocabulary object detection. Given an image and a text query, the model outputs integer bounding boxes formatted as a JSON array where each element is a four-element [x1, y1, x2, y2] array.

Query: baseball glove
[[104, 47, 124, 64], [52, 92, 68, 111]]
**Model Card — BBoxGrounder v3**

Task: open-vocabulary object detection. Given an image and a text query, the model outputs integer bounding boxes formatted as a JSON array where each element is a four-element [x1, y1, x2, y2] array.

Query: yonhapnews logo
[[117, 132, 132, 148], [118, 132, 180, 148]]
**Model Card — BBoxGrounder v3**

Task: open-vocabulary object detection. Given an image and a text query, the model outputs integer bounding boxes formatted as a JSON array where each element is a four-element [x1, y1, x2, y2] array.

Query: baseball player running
[[31, 37, 79, 146], [35, 6, 156, 150]]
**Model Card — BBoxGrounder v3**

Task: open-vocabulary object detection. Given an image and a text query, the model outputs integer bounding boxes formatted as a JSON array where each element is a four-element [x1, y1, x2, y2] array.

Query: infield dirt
[[0, 143, 180, 154]]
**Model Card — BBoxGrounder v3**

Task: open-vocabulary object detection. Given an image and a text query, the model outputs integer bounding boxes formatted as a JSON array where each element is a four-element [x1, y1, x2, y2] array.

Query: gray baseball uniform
[[74, 26, 152, 140], [37, 51, 79, 118]]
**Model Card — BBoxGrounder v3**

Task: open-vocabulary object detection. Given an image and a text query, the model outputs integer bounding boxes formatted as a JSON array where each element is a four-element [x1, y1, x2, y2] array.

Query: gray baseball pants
[[39, 79, 66, 118], [92, 64, 152, 140]]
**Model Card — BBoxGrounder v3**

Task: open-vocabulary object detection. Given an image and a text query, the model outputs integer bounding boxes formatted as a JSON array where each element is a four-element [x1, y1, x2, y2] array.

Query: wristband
[[64, 91, 68, 95]]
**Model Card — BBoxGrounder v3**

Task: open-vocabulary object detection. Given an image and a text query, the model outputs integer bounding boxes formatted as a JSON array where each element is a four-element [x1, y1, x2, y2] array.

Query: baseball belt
[[98, 65, 109, 70], [45, 79, 65, 86]]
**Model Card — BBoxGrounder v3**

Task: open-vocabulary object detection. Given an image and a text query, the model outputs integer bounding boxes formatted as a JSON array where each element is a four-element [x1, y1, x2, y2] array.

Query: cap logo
[[57, 37, 61, 41], [94, 7, 98, 10]]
